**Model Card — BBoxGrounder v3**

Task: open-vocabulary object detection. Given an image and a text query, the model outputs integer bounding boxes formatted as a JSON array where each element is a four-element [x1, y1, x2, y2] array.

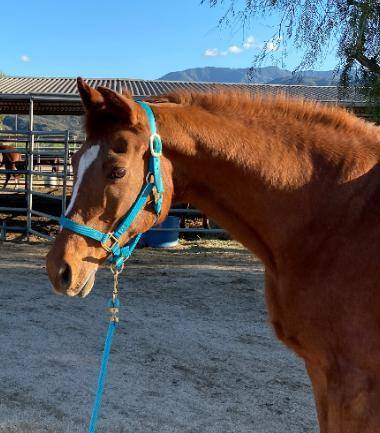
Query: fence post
[[26, 98, 34, 240], [61, 130, 69, 215]]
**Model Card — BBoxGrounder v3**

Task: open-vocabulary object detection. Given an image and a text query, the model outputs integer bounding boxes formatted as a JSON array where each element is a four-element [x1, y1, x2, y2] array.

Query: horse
[[46, 77, 380, 433], [0, 144, 23, 189]]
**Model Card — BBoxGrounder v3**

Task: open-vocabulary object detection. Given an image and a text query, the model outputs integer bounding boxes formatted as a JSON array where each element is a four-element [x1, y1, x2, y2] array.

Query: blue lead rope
[[87, 288, 121, 433], [58, 101, 164, 433], [88, 319, 118, 433]]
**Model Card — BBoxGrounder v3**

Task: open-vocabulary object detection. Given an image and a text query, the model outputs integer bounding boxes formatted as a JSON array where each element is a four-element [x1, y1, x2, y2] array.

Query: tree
[[202, 0, 380, 117]]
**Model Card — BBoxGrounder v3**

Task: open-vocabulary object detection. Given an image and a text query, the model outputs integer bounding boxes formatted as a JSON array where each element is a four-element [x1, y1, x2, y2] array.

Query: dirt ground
[[0, 239, 317, 433]]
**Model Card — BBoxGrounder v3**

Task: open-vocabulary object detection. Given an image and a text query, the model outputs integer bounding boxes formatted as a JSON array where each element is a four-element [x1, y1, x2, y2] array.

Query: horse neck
[[154, 103, 314, 271], [154, 102, 380, 272]]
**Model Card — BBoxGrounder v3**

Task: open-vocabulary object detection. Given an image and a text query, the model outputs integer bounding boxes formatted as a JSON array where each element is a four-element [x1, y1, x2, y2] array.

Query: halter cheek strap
[[59, 101, 164, 271]]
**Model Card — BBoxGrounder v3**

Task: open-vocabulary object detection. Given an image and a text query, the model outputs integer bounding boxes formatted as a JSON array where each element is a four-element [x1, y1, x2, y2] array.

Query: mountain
[[159, 66, 337, 86], [1, 114, 83, 134]]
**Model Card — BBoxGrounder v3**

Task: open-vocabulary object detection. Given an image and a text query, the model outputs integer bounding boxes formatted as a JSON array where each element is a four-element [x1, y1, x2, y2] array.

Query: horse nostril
[[58, 262, 72, 290]]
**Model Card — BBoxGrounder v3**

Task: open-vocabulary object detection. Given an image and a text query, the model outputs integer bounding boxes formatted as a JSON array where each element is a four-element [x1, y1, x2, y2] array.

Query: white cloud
[[228, 45, 243, 54], [203, 35, 262, 58], [265, 36, 283, 52], [243, 36, 256, 49], [265, 42, 277, 52], [204, 48, 220, 57], [20, 55, 31, 63]]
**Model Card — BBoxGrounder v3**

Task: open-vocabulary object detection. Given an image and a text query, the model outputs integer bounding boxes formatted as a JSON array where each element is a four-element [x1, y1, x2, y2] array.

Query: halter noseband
[[59, 101, 164, 271]]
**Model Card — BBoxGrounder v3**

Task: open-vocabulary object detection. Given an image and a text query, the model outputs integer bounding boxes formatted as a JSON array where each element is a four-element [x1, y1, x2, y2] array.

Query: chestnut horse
[[0, 144, 23, 189], [46, 78, 380, 433]]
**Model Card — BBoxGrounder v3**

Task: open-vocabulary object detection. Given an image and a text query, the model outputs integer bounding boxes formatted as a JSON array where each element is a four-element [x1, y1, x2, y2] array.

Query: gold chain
[[112, 269, 119, 301], [108, 266, 121, 323]]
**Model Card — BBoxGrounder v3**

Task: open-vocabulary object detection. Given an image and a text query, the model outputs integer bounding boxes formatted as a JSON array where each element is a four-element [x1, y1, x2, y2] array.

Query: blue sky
[[1, 0, 338, 79]]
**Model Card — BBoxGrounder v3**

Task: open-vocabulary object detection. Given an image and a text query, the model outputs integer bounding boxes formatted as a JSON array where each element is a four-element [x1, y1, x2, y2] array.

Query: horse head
[[46, 78, 173, 297]]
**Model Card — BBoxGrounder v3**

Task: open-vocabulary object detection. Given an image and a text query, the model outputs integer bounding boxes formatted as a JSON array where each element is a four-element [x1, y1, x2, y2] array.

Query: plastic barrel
[[45, 175, 59, 187], [143, 216, 180, 248]]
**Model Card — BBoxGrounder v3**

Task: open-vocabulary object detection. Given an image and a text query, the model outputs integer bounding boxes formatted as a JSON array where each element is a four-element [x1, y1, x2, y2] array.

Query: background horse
[[0, 144, 23, 189], [46, 78, 380, 433]]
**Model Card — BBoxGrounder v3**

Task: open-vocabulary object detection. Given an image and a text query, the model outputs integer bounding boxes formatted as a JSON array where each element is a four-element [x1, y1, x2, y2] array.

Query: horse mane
[[148, 89, 378, 136]]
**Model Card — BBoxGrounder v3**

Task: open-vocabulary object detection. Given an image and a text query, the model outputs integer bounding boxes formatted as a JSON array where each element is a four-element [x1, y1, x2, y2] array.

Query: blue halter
[[59, 101, 164, 271]]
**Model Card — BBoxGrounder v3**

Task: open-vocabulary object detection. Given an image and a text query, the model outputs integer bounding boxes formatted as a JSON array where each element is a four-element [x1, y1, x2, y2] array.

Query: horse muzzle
[[46, 237, 100, 297]]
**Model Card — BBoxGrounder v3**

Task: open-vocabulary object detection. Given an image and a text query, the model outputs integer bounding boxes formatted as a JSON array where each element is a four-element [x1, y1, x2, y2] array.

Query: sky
[[1, 0, 338, 79]]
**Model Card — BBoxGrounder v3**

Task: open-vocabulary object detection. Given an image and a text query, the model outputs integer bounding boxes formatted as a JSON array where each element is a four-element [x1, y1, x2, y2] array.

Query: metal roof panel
[[0, 76, 367, 116]]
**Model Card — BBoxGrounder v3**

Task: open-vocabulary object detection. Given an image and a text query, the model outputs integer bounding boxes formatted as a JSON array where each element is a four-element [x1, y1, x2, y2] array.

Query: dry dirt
[[0, 239, 317, 433]]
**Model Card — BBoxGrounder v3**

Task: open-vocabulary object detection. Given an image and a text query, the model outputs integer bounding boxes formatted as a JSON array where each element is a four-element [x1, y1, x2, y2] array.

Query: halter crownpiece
[[59, 100, 164, 271]]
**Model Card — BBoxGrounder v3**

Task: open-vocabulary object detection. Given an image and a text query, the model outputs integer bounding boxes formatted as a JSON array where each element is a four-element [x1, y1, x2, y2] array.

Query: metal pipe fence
[[0, 129, 72, 239], [0, 129, 226, 240]]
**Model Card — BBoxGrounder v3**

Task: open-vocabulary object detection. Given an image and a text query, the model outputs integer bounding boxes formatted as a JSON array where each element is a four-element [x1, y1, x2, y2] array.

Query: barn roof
[[0, 76, 367, 115]]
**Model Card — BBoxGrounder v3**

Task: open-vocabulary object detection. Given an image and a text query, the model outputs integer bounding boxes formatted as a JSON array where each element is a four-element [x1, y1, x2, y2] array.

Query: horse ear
[[77, 77, 104, 111], [96, 86, 139, 125]]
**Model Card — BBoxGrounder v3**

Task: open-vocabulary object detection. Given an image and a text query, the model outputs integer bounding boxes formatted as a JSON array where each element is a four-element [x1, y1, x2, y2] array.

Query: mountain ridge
[[159, 66, 337, 86]]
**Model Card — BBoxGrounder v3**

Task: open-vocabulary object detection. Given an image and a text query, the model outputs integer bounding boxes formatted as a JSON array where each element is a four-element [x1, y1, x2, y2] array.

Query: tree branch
[[346, 1, 380, 76], [353, 52, 380, 75], [346, 0, 361, 7]]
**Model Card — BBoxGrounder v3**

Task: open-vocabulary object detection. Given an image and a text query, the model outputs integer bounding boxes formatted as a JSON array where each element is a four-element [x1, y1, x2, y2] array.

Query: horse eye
[[109, 167, 127, 179]]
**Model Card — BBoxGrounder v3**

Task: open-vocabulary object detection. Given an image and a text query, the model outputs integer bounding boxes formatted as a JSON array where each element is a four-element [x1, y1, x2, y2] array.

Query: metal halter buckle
[[149, 133, 162, 157], [146, 171, 154, 184], [152, 186, 162, 204], [101, 232, 120, 253]]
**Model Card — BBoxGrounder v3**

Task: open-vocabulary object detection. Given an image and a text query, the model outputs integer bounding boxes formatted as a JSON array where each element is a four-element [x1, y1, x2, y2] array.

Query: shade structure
[[0, 76, 367, 115]]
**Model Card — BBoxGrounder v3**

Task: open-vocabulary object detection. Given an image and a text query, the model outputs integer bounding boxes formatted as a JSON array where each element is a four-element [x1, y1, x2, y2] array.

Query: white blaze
[[65, 145, 100, 216]]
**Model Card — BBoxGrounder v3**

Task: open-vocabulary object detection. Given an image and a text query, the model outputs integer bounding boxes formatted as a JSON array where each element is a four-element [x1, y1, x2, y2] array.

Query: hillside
[[159, 66, 337, 86], [1, 114, 83, 134]]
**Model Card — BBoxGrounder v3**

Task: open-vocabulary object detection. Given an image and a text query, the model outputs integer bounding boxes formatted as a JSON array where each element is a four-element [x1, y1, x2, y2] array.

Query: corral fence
[[0, 130, 75, 240], [0, 129, 225, 240]]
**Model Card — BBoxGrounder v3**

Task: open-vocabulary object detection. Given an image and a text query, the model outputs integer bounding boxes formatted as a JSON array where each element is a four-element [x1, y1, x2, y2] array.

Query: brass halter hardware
[[101, 233, 120, 253], [108, 266, 122, 323]]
